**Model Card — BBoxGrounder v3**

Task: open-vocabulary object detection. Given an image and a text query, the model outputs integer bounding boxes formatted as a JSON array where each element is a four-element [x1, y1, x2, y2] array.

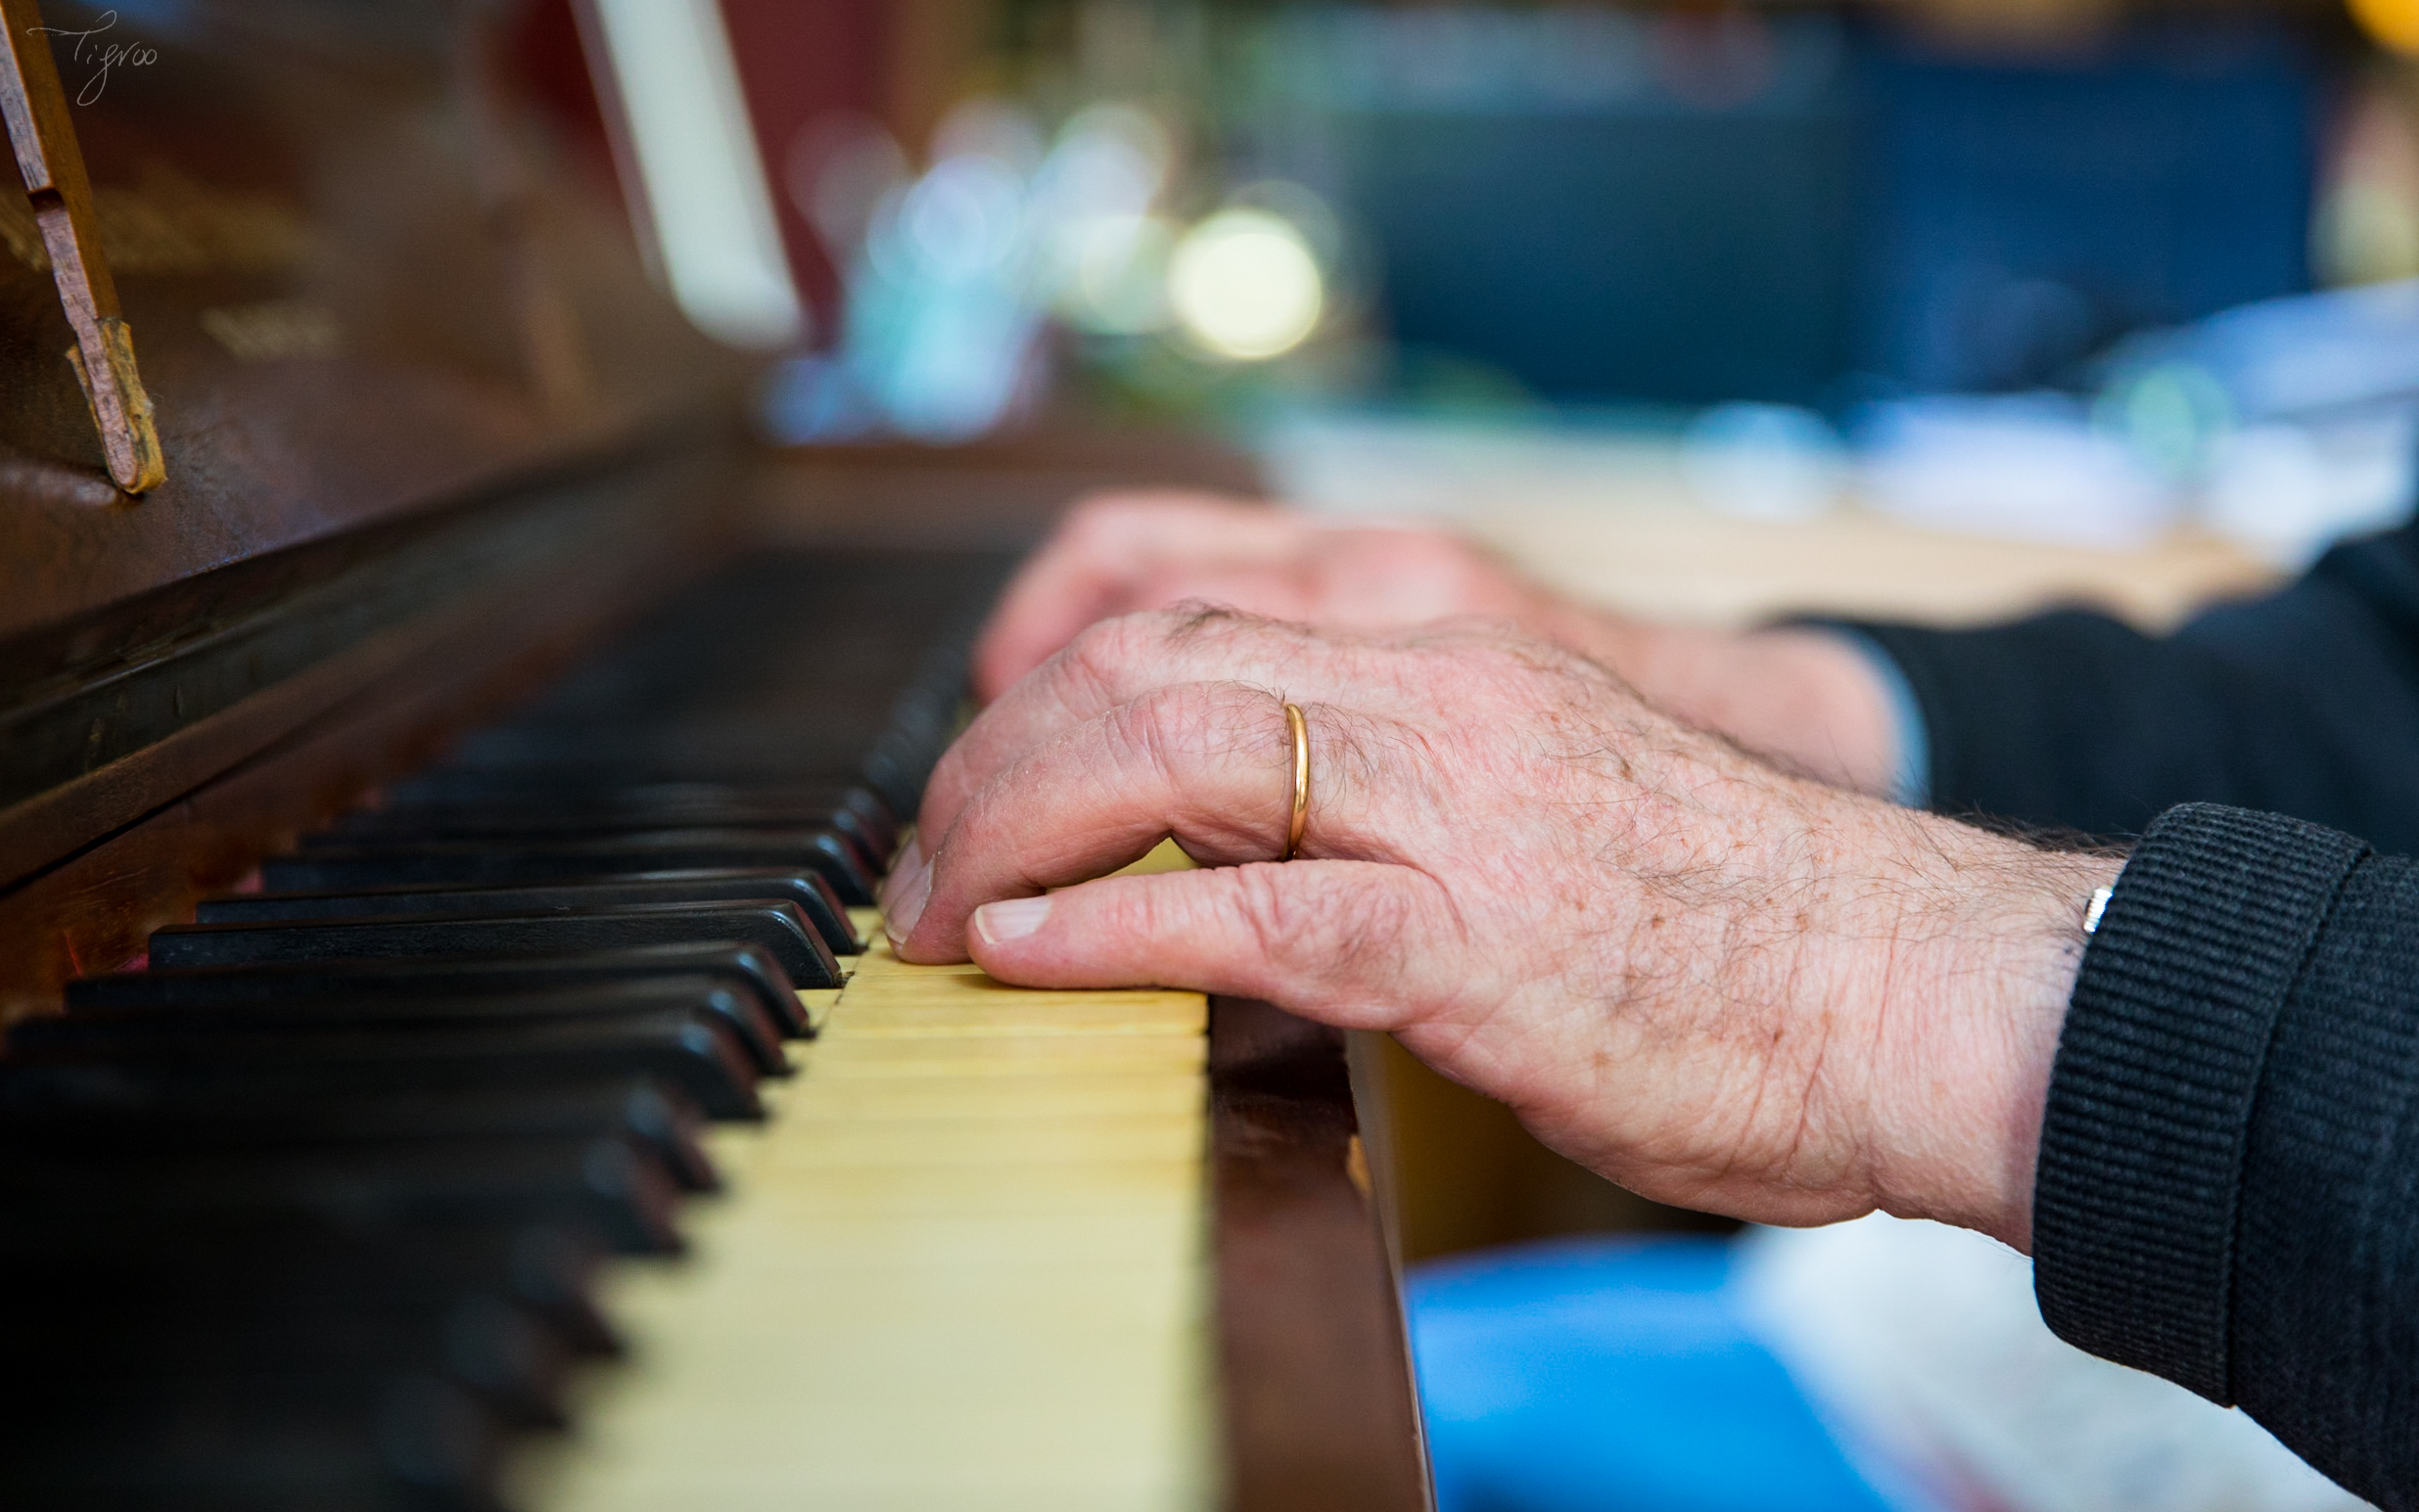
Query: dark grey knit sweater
[[2039, 803, 2407, 1506], [1846, 521, 2419, 1508]]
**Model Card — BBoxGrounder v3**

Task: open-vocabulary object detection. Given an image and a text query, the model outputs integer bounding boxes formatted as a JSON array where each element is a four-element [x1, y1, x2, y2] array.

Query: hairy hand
[[888, 609, 2117, 1247], [975, 492, 1903, 797]]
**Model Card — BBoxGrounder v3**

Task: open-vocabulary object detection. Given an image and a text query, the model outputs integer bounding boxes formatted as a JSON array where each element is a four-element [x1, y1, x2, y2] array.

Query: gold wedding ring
[[1282, 702, 1310, 862]]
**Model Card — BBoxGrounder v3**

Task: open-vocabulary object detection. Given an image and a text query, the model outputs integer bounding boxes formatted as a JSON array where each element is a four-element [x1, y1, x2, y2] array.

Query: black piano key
[[0, 1076, 721, 1192], [441, 718, 881, 769], [423, 711, 948, 817], [68, 939, 810, 1037], [0, 1372, 510, 1512], [364, 777, 892, 816], [0, 549, 1000, 1510], [867, 756, 934, 822], [8, 1012, 767, 1122], [333, 794, 895, 867], [11, 1280, 578, 1429], [307, 813, 881, 883], [0, 1213, 591, 1455], [45, 973, 787, 1076], [381, 773, 899, 838], [0, 1132, 687, 1255], [416, 758, 925, 833], [148, 899, 841, 988], [0, 1221, 622, 1358], [264, 827, 876, 905], [42, 975, 785, 1077], [199, 867, 863, 956]]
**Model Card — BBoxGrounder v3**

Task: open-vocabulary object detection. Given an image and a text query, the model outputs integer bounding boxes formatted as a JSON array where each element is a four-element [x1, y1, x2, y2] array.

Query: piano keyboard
[[510, 911, 1213, 1512], [0, 551, 1229, 1511]]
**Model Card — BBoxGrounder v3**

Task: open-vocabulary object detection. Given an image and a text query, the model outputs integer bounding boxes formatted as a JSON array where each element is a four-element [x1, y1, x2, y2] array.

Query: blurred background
[[514, 0, 2419, 573], [495, 5, 2419, 1505], [498, 0, 2419, 1266]]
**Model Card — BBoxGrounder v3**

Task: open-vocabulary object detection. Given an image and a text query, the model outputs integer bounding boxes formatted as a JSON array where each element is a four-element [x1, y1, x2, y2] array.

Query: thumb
[[963, 860, 1458, 1030]]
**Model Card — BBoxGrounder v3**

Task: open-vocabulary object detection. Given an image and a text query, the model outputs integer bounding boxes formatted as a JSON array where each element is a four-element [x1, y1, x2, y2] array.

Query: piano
[[0, 3, 1429, 1508]]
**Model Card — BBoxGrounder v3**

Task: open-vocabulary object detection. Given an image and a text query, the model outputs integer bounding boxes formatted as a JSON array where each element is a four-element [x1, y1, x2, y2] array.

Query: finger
[[1306, 527, 1538, 625], [1095, 528, 1515, 642], [927, 608, 1344, 849], [894, 682, 1392, 962], [970, 491, 1296, 701], [928, 606, 1559, 853], [962, 860, 1461, 1028]]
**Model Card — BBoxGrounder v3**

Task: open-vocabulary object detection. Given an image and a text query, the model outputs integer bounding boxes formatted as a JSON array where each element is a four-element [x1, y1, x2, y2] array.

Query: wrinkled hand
[[886, 610, 2117, 1247], [976, 492, 1903, 797], [972, 491, 1565, 701]]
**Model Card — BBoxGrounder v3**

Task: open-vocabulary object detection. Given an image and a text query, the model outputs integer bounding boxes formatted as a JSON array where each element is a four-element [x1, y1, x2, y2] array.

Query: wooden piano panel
[[2, 2, 1433, 1500], [502, 917, 1432, 1512], [0, 0, 736, 642], [0, 0, 749, 1016]]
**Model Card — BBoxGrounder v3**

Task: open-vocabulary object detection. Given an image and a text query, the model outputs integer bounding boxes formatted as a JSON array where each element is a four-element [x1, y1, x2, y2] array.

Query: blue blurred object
[[1862, 26, 2318, 394], [1409, 1237, 1911, 1512], [1265, 11, 2319, 406], [1278, 9, 1860, 405], [2101, 279, 2419, 424]]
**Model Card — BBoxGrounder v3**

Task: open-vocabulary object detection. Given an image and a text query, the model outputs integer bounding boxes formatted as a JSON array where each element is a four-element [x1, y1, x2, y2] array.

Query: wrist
[[1861, 828, 2122, 1251], [1557, 617, 1904, 800]]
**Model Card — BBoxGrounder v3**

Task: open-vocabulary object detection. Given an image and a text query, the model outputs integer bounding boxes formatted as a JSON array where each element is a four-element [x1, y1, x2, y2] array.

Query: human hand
[[972, 492, 1563, 702], [977, 492, 1904, 799], [885, 609, 2118, 1247]]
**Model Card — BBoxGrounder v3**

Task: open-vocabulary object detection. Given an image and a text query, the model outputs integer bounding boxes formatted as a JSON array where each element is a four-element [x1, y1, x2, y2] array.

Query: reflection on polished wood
[[1213, 1002, 1431, 1512]]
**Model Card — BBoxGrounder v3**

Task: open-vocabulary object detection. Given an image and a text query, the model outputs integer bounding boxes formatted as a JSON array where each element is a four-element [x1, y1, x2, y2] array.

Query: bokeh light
[[2097, 360, 2234, 481], [2349, 0, 2419, 56], [1034, 105, 1179, 335], [1168, 208, 1326, 361], [1058, 213, 1179, 335], [1679, 402, 1845, 520]]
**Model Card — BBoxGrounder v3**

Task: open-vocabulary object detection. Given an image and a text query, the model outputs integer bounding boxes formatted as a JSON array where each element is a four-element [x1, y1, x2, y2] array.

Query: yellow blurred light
[[1167, 209, 1325, 361], [2350, 0, 2419, 55]]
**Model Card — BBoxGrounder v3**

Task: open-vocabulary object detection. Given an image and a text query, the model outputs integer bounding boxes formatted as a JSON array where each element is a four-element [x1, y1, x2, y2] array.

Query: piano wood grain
[[1211, 998, 1432, 1512]]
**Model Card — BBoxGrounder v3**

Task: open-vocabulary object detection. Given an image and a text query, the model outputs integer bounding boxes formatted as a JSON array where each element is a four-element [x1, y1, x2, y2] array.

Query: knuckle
[[1225, 865, 1420, 1001], [1103, 690, 1177, 774], [1155, 600, 1245, 646], [1055, 614, 1151, 697], [1111, 682, 1230, 770], [1226, 864, 1299, 964]]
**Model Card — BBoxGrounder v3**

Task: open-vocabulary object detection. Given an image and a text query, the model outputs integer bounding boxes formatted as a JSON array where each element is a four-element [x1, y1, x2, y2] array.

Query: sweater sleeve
[[2033, 802, 2419, 1509], [1838, 520, 2419, 851]]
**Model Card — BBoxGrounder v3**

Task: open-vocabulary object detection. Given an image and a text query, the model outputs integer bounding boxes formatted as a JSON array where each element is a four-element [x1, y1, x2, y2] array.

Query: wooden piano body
[[0, 2, 1429, 1506]]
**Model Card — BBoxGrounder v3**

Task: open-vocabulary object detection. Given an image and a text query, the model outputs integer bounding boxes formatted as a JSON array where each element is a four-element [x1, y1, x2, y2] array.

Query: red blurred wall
[[509, 0, 894, 349], [719, 0, 891, 346]]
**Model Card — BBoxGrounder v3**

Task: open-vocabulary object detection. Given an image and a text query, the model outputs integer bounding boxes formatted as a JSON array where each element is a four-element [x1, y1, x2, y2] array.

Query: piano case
[[0, 2, 1428, 1508]]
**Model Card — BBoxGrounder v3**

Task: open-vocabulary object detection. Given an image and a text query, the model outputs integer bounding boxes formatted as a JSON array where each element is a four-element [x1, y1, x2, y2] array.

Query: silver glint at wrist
[[2082, 886, 2115, 936]]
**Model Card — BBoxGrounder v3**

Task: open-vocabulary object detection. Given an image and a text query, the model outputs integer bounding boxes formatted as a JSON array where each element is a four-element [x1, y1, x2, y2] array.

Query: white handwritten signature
[[27, 11, 160, 107]]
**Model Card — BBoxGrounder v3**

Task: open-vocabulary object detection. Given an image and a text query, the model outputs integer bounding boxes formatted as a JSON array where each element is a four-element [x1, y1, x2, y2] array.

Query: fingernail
[[974, 895, 1051, 945], [882, 851, 933, 946], [877, 836, 924, 913]]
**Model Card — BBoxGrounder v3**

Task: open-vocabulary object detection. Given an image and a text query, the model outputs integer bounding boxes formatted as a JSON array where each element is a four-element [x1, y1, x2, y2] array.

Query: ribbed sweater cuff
[[2032, 803, 2366, 1401]]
